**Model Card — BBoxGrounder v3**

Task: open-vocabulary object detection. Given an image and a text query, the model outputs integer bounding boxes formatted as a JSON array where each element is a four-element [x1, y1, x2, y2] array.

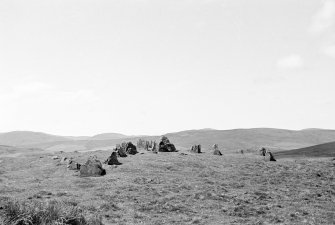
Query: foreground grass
[[0, 198, 102, 225], [0, 150, 334, 224]]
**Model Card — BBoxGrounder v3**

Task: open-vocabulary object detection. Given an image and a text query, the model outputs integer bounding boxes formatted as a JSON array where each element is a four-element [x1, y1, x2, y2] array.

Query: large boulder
[[104, 152, 122, 165], [80, 157, 106, 177], [158, 136, 176, 152]]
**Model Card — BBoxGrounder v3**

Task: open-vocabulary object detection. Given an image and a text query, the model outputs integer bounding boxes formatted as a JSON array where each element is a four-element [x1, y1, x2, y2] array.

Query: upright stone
[[80, 157, 106, 177], [213, 144, 222, 155], [105, 152, 122, 165], [158, 136, 177, 152]]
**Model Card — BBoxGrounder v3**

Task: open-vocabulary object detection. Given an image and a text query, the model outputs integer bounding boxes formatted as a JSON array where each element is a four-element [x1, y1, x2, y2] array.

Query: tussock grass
[[0, 198, 102, 225]]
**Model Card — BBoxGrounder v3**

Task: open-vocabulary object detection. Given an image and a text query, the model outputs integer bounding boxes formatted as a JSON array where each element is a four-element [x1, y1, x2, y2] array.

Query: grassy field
[[0, 149, 334, 224]]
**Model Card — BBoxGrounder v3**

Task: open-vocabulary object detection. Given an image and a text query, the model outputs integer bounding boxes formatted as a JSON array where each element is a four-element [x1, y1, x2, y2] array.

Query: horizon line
[[0, 127, 332, 137]]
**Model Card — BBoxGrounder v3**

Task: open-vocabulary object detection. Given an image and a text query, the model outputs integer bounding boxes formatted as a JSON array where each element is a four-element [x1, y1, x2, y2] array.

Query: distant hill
[[163, 128, 335, 152], [2, 128, 335, 153], [91, 133, 129, 140], [274, 141, 335, 158], [0, 131, 70, 146]]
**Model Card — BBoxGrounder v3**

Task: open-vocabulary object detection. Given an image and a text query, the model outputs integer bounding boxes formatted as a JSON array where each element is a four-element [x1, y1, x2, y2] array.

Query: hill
[[91, 133, 129, 140], [2, 128, 335, 153], [0, 131, 70, 146], [163, 128, 335, 152], [275, 141, 335, 158]]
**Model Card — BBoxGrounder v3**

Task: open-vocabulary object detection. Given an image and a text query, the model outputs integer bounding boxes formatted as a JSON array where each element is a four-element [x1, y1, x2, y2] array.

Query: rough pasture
[[0, 149, 334, 225]]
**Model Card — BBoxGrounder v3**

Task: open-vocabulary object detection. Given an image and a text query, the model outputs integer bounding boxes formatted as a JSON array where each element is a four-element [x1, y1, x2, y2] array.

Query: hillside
[[164, 128, 335, 152], [0, 131, 70, 146], [275, 141, 335, 158], [2, 128, 335, 153], [0, 145, 43, 157]]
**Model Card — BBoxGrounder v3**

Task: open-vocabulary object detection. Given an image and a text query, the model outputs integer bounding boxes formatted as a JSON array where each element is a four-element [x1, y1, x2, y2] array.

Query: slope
[[274, 141, 335, 158]]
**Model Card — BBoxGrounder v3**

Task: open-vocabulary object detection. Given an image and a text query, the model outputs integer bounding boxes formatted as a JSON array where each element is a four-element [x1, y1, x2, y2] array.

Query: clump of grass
[[0, 198, 103, 225]]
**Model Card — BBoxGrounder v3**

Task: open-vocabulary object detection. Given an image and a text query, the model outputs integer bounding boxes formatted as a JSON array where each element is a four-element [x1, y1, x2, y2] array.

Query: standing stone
[[125, 142, 138, 155], [190, 145, 201, 153], [104, 152, 122, 165], [158, 136, 177, 152], [116, 146, 127, 157], [266, 151, 276, 162], [260, 148, 267, 156], [80, 158, 106, 177], [213, 144, 222, 155], [213, 149, 222, 155]]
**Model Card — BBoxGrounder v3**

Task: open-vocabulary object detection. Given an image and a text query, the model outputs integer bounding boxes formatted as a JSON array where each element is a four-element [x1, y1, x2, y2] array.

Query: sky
[[0, 0, 335, 136]]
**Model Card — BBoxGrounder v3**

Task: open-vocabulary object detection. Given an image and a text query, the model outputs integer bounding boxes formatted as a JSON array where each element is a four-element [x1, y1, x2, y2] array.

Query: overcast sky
[[0, 0, 334, 136]]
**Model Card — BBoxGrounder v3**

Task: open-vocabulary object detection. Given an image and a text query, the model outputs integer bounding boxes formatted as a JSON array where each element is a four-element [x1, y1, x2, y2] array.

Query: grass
[[0, 198, 102, 225], [0, 150, 334, 224]]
